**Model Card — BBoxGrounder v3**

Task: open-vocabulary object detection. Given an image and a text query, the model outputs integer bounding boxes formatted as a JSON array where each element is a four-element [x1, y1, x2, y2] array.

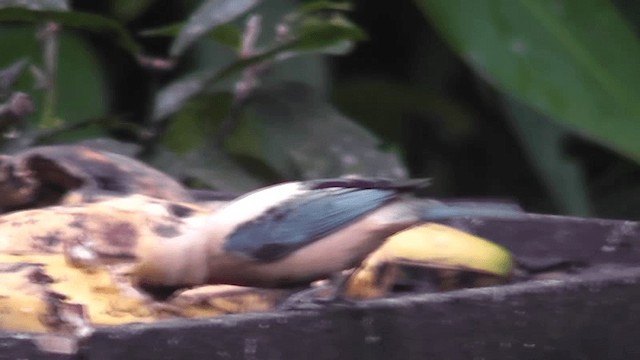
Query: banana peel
[[345, 223, 514, 299]]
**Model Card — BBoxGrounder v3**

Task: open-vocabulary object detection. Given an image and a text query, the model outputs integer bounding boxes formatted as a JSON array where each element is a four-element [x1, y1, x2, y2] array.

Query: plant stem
[[38, 22, 60, 128], [214, 15, 262, 148]]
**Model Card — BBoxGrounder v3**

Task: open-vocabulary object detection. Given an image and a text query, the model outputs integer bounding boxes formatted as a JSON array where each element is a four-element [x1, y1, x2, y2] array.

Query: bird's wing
[[308, 177, 430, 191], [223, 187, 397, 262]]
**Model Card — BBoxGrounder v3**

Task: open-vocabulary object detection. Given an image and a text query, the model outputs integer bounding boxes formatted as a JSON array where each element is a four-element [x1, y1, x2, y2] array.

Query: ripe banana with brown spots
[[0, 195, 287, 336], [0, 192, 514, 337]]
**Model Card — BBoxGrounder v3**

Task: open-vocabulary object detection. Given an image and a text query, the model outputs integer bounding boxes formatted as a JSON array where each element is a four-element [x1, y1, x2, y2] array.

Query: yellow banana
[[0, 196, 287, 334], [0, 194, 210, 255], [0, 194, 513, 334], [0, 252, 287, 334], [345, 223, 514, 299]]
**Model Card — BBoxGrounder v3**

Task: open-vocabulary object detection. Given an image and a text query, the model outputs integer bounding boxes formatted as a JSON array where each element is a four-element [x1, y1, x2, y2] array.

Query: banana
[[0, 193, 513, 334], [0, 261, 53, 333], [0, 144, 195, 212], [0, 194, 210, 255], [0, 252, 287, 334], [168, 285, 289, 318], [0, 253, 147, 333], [0, 196, 287, 335], [345, 223, 514, 299]]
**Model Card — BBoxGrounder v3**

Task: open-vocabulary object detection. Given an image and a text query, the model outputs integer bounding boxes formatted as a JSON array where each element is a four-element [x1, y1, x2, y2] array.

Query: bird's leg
[[325, 268, 357, 302], [277, 285, 328, 311], [278, 268, 359, 310]]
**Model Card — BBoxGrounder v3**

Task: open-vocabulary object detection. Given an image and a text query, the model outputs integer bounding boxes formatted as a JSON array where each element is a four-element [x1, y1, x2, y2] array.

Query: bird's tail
[[419, 200, 525, 221]]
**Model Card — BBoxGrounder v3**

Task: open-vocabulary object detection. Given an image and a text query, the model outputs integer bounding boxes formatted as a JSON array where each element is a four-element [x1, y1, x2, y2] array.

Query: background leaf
[[161, 91, 231, 152], [0, 0, 636, 219], [503, 97, 591, 215], [0, 27, 107, 130], [149, 145, 265, 191], [231, 82, 408, 179], [332, 78, 475, 145], [415, 0, 640, 161], [0, 0, 68, 11], [170, 0, 259, 57], [0, 8, 141, 55], [295, 1, 352, 15], [0, 59, 28, 96], [141, 22, 243, 51], [151, 69, 215, 122], [110, 0, 156, 21], [152, 4, 365, 122], [284, 13, 366, 55]]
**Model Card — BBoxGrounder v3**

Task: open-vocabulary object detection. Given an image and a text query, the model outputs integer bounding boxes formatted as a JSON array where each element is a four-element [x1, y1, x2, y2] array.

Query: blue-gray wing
[[223, 188, 397, 262]]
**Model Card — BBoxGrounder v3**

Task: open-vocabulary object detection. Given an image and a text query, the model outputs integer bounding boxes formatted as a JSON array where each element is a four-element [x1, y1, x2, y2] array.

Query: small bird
[[135, 178, 522, 292]]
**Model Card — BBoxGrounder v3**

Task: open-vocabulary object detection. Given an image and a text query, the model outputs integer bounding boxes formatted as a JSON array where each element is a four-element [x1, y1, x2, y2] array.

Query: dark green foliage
[[0, 0, 638, 218]]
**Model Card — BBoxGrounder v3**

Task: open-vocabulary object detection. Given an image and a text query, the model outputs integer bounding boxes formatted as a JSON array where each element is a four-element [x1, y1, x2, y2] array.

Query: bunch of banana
[[0, 195, 288, 340], [0, 194, 515, 335]]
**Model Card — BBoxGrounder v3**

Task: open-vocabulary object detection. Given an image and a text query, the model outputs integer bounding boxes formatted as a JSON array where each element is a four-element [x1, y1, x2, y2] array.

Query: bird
[[134, 178, 522, 293]]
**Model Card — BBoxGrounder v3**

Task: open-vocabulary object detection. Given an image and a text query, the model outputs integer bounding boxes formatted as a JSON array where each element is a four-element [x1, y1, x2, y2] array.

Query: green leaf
[[170, 0, 258, 57], [415, 0, 640, 162], [183, 147, 266, 191], [161, 92, 232, 153], [295, 1, 352, 16], [140, 23, 242, 51], [297, 14, 366, 46], [110, 0, 156, 21], [0, 0, 68, 11], [152, 17, 364, 121], [288, 14, 365, 55], [332, 78, 476, 144], [0, 58, 28, 96], [207, 24, 243, 49], [149, 146, 265, 192], [504, 97, 591, 215], [0, 7, 141, 55], [152, 41, 298, 122], [138, 23, 181, 37], [0, 27, 107, 133], [231, 82, 408, 179], [151, 69, 215, 122]]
